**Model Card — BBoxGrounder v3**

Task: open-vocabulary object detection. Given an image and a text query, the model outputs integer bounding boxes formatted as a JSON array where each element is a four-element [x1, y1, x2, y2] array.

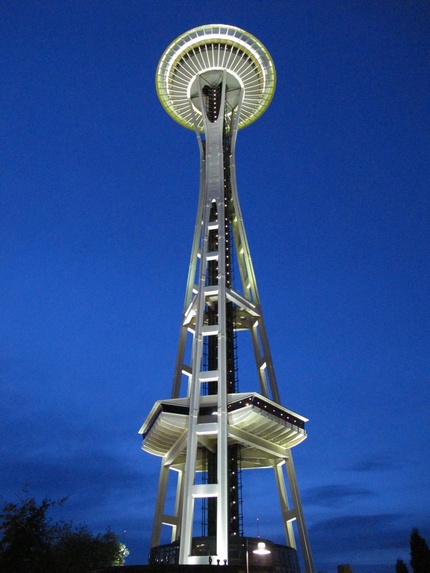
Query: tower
[[139, 24, 314, 573]]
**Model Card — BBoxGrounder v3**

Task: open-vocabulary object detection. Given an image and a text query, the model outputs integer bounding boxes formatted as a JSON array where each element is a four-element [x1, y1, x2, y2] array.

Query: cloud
[[309, 513, 411, 556], [1, 450, 155, 506], [306, 513, 414, 573], [348, 455, 398, 473], [0, 416, 159, 522], [302, 484, 375, 507]]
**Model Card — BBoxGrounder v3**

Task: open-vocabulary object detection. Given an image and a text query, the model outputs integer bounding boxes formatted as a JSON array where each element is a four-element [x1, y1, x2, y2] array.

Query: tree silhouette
[[396, 558, 409, 573], [410, 528, 430, 573], [0, 496, 128, 573], [0, 496, 57, 573]]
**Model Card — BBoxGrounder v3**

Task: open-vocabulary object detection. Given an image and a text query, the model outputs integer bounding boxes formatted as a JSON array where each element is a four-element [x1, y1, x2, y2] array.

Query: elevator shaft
[[204, 118, 241, 538]]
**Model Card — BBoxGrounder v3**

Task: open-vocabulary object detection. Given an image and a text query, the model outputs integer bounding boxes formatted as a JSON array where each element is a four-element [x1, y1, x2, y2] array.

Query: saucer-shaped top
[[156, 24, 276, 131]]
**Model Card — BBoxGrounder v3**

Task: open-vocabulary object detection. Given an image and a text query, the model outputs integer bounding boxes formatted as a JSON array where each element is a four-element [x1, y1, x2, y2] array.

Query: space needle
[[140, 24, 314, 573]]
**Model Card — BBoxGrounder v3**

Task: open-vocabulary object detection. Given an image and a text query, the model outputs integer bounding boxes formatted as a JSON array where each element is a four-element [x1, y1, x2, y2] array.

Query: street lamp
[[246, 539, 271, 573], [253, 542, 270, 555]]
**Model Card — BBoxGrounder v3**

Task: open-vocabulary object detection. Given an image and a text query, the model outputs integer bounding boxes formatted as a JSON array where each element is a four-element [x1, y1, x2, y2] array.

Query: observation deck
[[156, 24, 276, 131], [139, 392, 307, 470]]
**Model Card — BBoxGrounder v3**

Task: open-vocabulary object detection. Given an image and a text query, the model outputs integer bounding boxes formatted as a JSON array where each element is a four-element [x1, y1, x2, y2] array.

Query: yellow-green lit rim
[[156, 24, 276, 131]]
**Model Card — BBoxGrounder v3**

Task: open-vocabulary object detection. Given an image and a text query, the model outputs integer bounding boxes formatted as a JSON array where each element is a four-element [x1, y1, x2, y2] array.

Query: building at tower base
[[150, 537, 300, 572]]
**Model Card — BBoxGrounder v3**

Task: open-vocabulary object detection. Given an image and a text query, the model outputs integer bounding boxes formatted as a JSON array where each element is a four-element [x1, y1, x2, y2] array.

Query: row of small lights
[[230, 398, 300, 426]]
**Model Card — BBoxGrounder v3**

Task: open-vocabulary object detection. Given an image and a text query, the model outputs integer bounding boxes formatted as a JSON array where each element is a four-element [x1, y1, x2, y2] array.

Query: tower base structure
[[150, 537, 300, 573]]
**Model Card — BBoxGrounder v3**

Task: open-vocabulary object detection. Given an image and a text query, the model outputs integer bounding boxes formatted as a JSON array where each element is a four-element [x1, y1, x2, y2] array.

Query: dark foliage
[[410, 528, 430, 573], [396, 558, 409, 573], [0, 496, 128, 573]]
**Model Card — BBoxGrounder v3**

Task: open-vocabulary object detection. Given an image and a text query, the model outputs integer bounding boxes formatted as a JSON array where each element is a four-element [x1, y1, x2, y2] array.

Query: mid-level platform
[[139, 392, 307, 470]]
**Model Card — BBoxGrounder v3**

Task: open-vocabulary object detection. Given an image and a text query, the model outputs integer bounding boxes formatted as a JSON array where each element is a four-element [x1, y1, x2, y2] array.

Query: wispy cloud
[[303, 484, 375, 507], [348, 455, 398, 473], [309, 513, 410, 552]]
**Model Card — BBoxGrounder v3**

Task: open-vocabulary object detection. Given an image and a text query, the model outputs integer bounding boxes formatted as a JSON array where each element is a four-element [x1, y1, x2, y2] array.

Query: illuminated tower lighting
[[139, 24, 314, 573]]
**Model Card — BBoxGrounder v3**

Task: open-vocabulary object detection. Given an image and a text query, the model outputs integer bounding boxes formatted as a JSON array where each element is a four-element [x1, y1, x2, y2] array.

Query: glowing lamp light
[[253, 542, 270, 555]]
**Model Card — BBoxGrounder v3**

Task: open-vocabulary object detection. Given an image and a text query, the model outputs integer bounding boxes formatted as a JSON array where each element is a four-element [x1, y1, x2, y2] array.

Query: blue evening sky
[[1, 2, 429, 573]]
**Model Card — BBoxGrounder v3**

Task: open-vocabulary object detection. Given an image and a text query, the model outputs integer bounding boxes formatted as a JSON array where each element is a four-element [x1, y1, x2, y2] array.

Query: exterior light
[[253, 542, 270, 555]]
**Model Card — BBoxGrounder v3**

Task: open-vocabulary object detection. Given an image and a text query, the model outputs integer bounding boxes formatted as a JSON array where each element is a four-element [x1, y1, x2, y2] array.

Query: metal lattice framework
[[140, 24, 314, 573]]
